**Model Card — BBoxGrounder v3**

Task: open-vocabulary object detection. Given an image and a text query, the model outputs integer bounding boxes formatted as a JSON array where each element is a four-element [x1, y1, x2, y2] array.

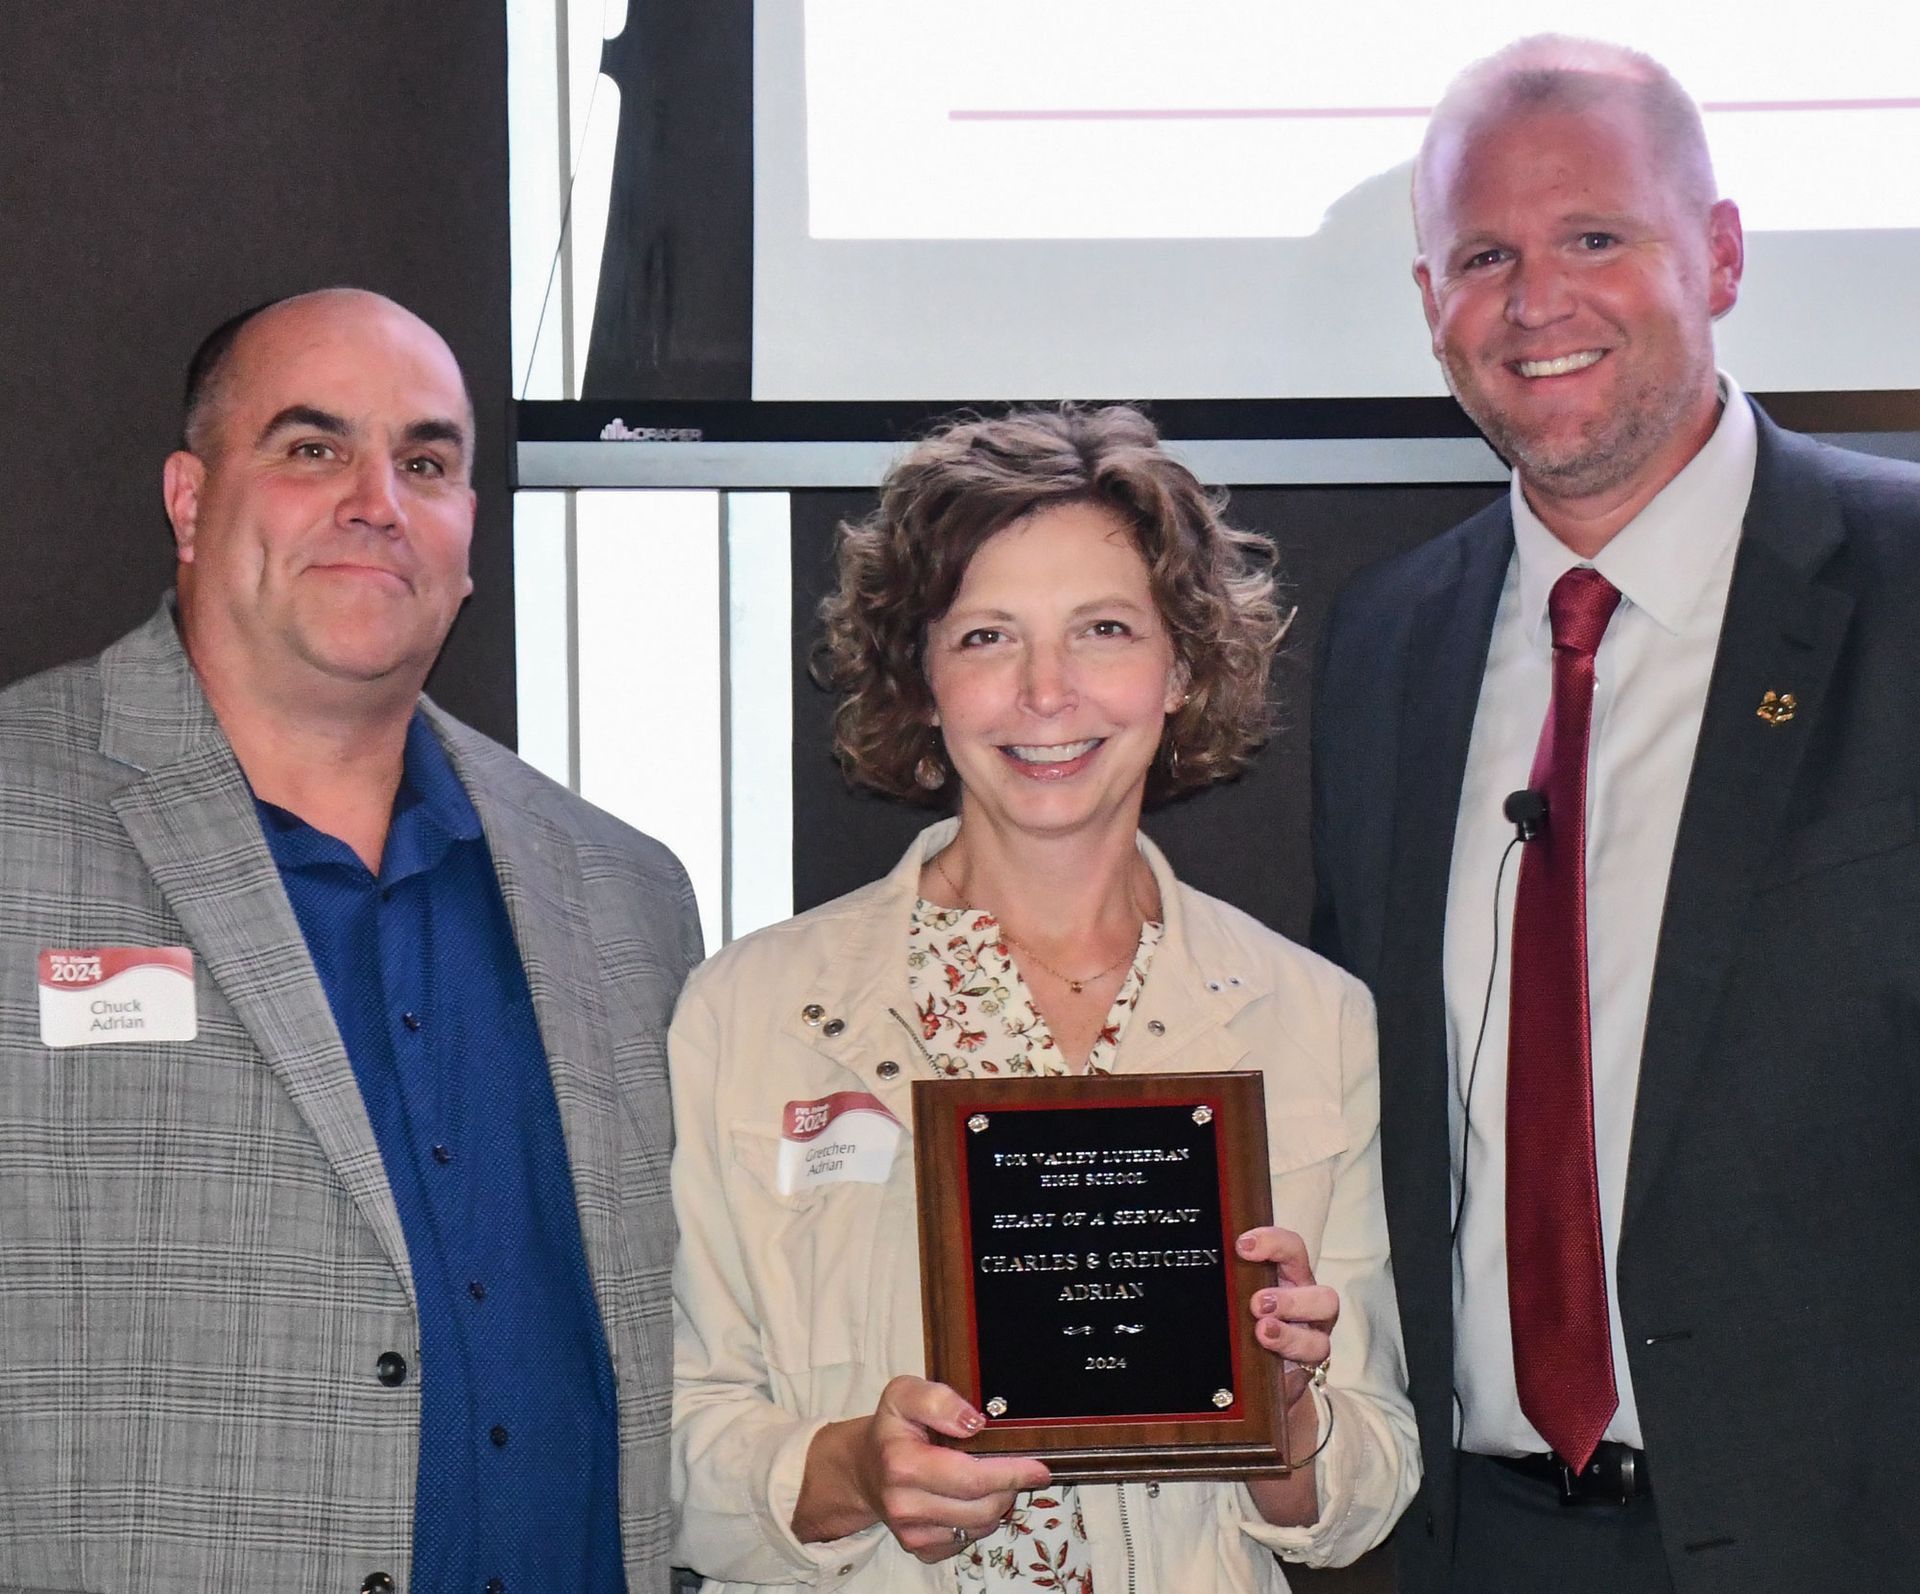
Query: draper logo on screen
[[599, 419, 704, 442]]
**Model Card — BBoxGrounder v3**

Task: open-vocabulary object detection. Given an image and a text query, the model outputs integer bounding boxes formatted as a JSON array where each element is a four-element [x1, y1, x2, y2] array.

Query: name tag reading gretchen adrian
[[777, 1091, 902, 1194]]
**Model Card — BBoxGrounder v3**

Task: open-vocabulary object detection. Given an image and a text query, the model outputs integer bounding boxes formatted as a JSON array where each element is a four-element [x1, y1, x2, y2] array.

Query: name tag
[[39, 947, 198, 1048], [778, 1090, 902, 1194]]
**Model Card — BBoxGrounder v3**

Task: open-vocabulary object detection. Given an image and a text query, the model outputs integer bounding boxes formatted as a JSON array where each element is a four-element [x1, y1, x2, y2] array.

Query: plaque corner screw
[[1192, 1105, 1213, 1126], [1211, 1388, 1233, 1409], [967, 1113, 990, 1133], [985, 1396, 1008, 1418]]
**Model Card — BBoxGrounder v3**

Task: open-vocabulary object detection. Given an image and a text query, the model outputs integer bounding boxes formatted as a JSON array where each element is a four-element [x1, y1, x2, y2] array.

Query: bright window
[[507, 0, 793, 950]]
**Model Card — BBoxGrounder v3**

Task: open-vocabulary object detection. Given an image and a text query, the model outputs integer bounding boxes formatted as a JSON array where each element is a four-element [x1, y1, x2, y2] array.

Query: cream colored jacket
[[670, 822, 1418, 1591]]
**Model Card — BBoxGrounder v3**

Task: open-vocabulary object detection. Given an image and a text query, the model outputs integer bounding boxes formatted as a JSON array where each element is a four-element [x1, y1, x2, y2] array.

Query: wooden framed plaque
[[912, 1071, 1289, 1482]]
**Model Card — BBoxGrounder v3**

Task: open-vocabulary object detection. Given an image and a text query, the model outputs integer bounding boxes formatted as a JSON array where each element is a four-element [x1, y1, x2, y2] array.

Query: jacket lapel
[[434, 717, 627, 1301], [1624, 412, 1852, 1227], [783, 824, 951, 1135], [1378, 508, 1515, 1013], [100, 609, 415, 1306], [1375, 505, 1512, 1465], [1117, 837, 1257, 1076]]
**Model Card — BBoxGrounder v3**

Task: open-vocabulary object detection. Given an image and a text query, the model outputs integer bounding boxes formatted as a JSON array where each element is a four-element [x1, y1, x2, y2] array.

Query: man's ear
[[1705, 198, 1745, 321], [459, 485, 477, 599], [162, 451, 206, 562], [1413, 258, 1443, 355]]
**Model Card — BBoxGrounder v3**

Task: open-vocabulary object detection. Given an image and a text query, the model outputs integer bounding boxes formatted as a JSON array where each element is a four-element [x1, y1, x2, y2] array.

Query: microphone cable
[[1449, 790, 1543, 1499], [1452, 828, 1525, 1250], [1454, 788, 1546, 1246]]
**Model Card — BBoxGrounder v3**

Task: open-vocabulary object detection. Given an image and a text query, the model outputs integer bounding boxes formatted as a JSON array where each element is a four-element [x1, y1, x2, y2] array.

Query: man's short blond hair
[[1413, 35, 1719, 245]]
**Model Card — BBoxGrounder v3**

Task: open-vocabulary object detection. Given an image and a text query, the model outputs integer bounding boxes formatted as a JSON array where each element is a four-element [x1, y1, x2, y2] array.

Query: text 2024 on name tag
[[39, 947, 198, 1047], [777, 1091, 901, 1194]]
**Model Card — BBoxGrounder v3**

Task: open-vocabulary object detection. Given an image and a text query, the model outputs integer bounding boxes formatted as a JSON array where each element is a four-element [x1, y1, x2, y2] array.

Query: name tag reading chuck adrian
[[912, 1071, 1290, 1482]]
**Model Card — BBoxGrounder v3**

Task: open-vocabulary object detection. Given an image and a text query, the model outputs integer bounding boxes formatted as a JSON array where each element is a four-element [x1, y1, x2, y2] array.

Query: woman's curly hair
[[814, 404, 1286, 805]]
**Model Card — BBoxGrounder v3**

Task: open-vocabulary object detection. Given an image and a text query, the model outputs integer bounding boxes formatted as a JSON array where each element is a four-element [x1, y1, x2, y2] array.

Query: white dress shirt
[[1445, 378, 1757, 1455]]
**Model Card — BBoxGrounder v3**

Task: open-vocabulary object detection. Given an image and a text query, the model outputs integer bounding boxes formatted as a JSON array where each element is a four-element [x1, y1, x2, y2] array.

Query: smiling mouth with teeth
[[1003, 739, 1102, 764], [1513, 350, 1606, 379]]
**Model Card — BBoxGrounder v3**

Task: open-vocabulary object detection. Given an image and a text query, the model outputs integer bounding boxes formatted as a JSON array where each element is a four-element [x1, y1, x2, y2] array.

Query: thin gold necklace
[[931, 850, 1141, 996]]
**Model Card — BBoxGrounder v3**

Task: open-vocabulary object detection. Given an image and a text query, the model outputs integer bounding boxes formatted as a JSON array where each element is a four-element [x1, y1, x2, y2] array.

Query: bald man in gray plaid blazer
[[0, 292, 702, 1592]]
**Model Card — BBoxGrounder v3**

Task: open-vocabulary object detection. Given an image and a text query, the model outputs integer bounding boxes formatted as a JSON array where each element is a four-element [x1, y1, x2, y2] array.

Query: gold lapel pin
[[1756, 690, 1798, 726]]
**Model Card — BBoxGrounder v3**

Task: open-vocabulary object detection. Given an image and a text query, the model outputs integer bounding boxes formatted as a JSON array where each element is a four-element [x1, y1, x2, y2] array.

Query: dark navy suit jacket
[[1311, 403, 1920, 1593]]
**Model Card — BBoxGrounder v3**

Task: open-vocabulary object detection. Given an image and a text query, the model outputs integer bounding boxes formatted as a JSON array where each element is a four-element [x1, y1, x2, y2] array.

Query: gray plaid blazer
[[0, 605, 704, 1594]]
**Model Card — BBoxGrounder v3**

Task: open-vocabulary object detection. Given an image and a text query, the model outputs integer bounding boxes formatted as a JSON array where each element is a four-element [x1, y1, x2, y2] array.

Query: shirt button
[[876, 1060, 900, 1081], [375, 1351, 408, 1387], [361, 1574, 395, 1594], [490, 1424, 510, 1447], [401, 1011, 422, 1032], [485, 1580, 506, 1594], [431, 1144, 453, 1165], [801, 1004, 826, 1025], [823, 1018, 846, 1037], [1147, 1020, 1166, 1036], [468, 1280, 487, 1302]]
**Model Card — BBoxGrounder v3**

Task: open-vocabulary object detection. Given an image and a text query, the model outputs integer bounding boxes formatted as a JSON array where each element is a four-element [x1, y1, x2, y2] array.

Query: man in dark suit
[[1311, 36, 1920, 1594]]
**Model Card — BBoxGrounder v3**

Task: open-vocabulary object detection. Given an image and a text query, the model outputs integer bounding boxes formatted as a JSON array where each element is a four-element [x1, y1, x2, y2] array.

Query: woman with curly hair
[[669, 405, 1416, 1592]]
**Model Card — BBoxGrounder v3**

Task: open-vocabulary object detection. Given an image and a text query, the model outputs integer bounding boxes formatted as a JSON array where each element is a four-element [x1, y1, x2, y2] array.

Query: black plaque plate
[[913, 1071, 1289, 1481]]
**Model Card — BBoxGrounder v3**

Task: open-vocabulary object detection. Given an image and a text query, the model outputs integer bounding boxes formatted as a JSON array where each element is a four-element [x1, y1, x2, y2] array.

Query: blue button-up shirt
[[257, 714, 623, 1594]]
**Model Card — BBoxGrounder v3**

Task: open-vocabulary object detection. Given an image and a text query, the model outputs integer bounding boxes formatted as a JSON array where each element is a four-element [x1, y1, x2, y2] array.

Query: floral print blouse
[[906, 895, 1164, 1592]]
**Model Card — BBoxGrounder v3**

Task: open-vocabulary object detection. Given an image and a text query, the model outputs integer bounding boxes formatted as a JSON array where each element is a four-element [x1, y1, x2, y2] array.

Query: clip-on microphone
[[1503, 789, 1547, 842]]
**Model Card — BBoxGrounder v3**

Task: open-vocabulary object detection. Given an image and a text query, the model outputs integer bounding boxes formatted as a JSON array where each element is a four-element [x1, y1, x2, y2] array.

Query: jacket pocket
[[729, 1122, 896, 1373], [1755, 792, 1917, 893]]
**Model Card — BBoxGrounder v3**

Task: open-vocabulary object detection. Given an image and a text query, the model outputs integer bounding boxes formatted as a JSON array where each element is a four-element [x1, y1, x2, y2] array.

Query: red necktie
[[1506, 565, 1622, 1472]]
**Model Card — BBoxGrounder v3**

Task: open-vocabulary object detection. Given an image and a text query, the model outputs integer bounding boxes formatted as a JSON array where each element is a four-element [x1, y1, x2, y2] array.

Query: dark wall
[[0, 3, 514, 743], [790, 481, 1506, 938]]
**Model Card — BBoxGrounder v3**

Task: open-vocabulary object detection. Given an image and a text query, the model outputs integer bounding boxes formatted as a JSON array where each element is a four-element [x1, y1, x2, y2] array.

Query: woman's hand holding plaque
[[794, 1375, 1052, 1560]]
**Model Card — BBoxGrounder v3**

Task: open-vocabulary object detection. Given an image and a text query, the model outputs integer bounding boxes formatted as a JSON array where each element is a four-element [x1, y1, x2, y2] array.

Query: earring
[[914, 754, 947, 791]]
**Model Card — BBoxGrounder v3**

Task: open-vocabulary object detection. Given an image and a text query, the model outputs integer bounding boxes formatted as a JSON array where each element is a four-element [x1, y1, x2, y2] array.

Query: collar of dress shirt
[[1510, 373, 1758, 642], [254, 709, 483, 881]]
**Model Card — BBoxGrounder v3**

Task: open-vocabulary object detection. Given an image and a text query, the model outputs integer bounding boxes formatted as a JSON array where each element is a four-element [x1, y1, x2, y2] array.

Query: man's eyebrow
[[1445, 229, 1502, 255], [255, 405, 349, 447], [402, 418, 470, 454]]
